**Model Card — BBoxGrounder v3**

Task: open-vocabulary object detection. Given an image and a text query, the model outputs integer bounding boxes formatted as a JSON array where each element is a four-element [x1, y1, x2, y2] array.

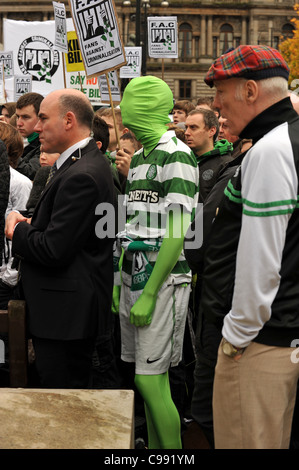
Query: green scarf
[[119, 76, 174, 157], [114, 233, 163, 303], [196, 138, 233, 163], [105, 150, 117, 168], [27, 132, 39, 143]]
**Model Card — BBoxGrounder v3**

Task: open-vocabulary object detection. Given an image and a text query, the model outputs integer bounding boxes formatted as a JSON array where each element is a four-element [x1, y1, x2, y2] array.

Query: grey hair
[[234, 76, 288, 101]]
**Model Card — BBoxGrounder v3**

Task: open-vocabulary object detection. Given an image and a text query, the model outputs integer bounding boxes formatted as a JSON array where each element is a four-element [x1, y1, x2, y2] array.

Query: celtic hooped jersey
[[122, 130, 199, 281]]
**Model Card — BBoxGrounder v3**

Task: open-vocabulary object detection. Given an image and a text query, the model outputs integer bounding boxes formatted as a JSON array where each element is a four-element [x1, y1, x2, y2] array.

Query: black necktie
[[46, 161, 57, 185]]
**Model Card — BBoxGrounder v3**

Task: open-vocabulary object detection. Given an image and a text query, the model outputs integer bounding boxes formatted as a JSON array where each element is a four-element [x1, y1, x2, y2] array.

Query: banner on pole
[[3, 18, 103, 104], [15, 76, 32, 101], [67, 71, 102, 104], [0, 52, 14, 78], [65, 31, 85, 72], [53, 1, 68, 53], [68, 0, 126, 78], [98, 70, 121, 103], [148, 17, 178, 58], [3, 19, 68, 95], [119, 47, 142, 78]]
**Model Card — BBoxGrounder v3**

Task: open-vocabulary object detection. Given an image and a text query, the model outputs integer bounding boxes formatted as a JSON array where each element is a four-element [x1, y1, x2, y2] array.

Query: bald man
[[5, 89, 115, 388]]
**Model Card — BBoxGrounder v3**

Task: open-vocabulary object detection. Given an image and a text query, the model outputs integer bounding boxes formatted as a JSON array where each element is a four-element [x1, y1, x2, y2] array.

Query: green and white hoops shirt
[[122, 130, 199, 284]]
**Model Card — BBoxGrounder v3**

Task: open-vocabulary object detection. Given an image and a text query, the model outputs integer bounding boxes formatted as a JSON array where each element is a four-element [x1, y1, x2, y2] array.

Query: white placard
[[3, 19, 72, 96], [148, 16, 178, 58], [67, 71, 102, 104], [53, 1, 68, 52], [98, 70, 121, 103], [15, 75, 32, 101], [0, 51, 14, 78], [68, 0, 126, 78], [119, 47, 142, 78]]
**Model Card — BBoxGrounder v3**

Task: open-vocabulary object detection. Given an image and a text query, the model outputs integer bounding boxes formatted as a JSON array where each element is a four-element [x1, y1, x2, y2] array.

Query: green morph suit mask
[[120, 76, 174, 157]]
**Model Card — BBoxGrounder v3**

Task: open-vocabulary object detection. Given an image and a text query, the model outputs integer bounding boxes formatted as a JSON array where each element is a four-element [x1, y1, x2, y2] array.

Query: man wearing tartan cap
[[205, 44, 289, 85], [192, 45, 299, 448]]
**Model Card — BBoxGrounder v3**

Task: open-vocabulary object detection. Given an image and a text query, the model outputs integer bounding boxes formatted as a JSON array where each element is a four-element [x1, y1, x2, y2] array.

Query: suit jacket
[[0, 140, 10, 262], [12, 139, 115, 340]]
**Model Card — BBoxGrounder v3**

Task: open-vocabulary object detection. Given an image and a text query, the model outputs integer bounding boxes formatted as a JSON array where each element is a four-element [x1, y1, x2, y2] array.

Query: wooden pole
[[58, 1, 67, 89], [78, 71, 84, 93], [62, 53, 67, 89], [2, 62, 7, 103], [106, 72, 120, 149]]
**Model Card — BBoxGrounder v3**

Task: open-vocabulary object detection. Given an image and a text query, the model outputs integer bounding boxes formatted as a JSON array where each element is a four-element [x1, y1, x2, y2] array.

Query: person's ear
[[64, 111, 76, 129], [245, 80, 259, 104], [209, 126, 217, 139], [96, 141, 103, 150]]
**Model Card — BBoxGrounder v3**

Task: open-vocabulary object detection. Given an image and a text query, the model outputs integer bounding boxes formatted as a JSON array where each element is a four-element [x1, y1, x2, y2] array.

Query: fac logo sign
[[17, 35, 60, 82]]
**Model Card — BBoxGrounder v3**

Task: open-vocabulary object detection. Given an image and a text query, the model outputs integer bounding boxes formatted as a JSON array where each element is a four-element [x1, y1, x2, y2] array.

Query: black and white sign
[[68, 0, 126, 77], [148, 17, 178, 58], [0, 51, 14, 78], [98, 70, 121, 103], [15, 76, 32, 101], [53, 1, 68, 52], [119, 47, 142, 78]]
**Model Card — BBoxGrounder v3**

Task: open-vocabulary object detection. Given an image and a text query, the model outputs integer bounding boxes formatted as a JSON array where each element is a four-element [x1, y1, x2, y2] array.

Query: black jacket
[[16, 135, 41, 180], [12, 139, 115, 340], [196, 139, 234, 203], [193, 98, 299, 347], [0, 140, 10, 264]]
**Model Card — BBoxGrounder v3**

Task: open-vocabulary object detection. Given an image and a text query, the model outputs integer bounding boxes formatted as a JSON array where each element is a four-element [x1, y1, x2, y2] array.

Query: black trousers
[[191, 317, 222, 449], [32, 336, 95, 389]]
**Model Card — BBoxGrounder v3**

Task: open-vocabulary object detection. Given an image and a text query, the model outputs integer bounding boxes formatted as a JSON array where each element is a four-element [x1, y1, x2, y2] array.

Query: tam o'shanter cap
[[204, 45, 290, 87]]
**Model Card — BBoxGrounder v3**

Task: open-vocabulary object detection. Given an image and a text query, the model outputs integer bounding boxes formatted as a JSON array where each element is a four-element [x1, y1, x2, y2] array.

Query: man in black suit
[[5, 89, 115, 388]]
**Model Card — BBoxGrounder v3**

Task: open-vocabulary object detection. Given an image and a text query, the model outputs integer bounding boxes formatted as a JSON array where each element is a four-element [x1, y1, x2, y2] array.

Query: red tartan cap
[[205, 45, 289, 87]]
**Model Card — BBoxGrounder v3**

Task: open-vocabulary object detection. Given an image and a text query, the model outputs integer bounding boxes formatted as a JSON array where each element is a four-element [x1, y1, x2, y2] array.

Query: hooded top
[[119, 76, 174, 157]]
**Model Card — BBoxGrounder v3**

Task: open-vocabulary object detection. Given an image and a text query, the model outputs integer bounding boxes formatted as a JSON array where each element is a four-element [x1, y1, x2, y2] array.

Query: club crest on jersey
[[146, 164, 157, 180]]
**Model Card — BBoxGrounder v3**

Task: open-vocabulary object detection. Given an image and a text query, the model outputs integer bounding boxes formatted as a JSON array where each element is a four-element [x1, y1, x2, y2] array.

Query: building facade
[[0, 0, 296, 102]]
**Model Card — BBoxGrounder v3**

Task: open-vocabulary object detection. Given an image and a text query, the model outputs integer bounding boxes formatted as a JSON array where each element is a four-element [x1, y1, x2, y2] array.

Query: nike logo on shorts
[[146, 357, 161, 364]]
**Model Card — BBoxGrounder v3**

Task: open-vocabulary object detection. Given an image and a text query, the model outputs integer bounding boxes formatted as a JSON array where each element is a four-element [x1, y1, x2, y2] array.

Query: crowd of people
[[0, 44, 299, 450]]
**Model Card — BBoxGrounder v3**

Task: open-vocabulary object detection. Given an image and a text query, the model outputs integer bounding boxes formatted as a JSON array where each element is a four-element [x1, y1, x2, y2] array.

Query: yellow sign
[[65, 31, 85, 72]]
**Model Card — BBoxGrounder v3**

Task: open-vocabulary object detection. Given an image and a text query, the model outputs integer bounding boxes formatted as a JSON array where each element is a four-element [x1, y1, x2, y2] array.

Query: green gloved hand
[[130, 290, 156, 327], [130, 208, 191, 327], [112, 284, 121, 314]]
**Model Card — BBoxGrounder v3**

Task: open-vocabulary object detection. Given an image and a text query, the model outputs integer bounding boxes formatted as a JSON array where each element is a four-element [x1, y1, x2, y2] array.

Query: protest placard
[[65, 30, 85, 72], [15, 76, 32, 101], [148, 17, 178, 58], [68, 0, 126, 78], [53, 1, 68, 52], [119, 47, 142, 78], [98, 70, 121, 103], [3, 19, 66, 95]]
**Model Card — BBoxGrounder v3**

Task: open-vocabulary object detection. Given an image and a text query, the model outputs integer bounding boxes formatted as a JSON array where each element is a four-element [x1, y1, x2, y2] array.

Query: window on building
[[219, 24, 233, 54], [235, 37, 241, 48], [213, 36, 218, 59], [179, 23, 192, 62], [195, 36, 200, 60], [179, 80, 192, 99], [273, 36, 280, 50], [282, 23, 294, 40]]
